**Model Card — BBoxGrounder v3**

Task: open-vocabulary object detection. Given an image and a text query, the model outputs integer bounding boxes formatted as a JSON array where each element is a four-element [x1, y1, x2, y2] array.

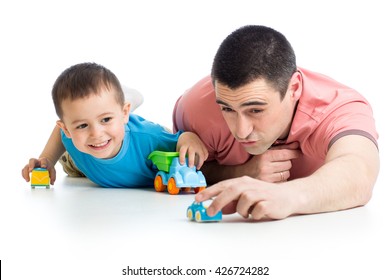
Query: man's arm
[[196, 135, 379, 220], [201, 142, 301, 184], [289, 134, 379, 215]]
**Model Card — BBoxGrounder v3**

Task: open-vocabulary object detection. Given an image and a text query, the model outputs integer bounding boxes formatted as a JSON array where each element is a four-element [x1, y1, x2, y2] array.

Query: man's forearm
[[287, 137, 379, 215], [201, 160, 248, 184]]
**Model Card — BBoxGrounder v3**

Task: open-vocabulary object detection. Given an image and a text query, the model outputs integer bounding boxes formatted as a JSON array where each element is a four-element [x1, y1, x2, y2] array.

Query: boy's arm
[[39, 125, 66, 164], [21, 126, 65, 184]]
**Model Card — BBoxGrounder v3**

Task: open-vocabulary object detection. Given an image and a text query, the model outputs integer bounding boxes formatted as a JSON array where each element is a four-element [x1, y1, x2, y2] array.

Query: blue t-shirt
[[61, 114, 181, 188]]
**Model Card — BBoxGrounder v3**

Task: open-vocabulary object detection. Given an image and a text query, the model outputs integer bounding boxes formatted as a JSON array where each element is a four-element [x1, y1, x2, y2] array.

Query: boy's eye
[[76, 123, 88, 129], [250, 109, 263, 114], [102, 117, 112, 123]]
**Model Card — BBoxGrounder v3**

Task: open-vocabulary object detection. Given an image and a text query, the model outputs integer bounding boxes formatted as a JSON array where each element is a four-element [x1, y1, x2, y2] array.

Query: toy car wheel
[[194, 186, 206, 193], [187, 209, 193, 220], [167, 178, 180, 195], [195, 211, 202, 222], [154, 175, 166, 192]]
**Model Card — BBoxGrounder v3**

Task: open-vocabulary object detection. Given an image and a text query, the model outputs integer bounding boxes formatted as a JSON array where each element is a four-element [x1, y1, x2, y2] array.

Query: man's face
[[215, 77, 298, 155], [57, 88, 131, 159]]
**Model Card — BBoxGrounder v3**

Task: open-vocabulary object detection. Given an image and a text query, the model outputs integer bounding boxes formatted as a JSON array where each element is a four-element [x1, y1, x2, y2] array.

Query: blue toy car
[[148, 151, 207, 195], [187, 200, 222, 222]]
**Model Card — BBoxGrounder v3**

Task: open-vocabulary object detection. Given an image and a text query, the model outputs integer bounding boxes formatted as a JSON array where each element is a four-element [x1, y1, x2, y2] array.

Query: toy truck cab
[[31, 168, 50, 189], [148, 151, 207, 195]]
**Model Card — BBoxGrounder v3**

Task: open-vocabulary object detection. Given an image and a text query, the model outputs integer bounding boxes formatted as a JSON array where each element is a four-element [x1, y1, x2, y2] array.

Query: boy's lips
[[89, 140, 110, 149]]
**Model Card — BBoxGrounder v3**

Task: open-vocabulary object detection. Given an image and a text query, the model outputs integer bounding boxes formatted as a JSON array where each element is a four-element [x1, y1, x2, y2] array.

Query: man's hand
[[244, 142, 301, 182], [195, 176, 297, 220]]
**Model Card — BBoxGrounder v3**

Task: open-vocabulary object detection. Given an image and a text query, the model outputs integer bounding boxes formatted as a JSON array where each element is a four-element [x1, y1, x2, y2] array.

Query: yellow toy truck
[[31, 168, 50, 189]]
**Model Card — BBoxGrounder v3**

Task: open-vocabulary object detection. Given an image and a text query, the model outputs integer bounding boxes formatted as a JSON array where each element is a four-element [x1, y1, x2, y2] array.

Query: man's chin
[[243, 145, 269, 155], [244, 147, 260, 155]]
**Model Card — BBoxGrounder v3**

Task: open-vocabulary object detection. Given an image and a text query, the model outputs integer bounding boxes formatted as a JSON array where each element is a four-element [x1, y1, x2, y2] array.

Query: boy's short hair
[[52, 62, 125, 119], [211, 25, 297, 98]]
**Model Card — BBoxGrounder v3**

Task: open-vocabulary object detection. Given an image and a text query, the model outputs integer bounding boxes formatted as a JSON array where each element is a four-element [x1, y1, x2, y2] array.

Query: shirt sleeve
[[310, 93, 378, 158]]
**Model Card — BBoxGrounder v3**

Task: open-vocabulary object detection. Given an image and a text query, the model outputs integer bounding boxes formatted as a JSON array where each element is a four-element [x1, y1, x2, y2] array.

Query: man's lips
[[239, 140, 257, 146]]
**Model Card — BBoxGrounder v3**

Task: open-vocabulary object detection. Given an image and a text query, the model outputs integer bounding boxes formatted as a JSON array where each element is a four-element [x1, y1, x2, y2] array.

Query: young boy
[[22, 62, 208, 188]]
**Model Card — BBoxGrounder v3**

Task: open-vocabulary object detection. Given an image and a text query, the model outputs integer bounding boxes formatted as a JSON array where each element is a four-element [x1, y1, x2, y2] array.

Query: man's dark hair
[[211, 25, 297, 98]]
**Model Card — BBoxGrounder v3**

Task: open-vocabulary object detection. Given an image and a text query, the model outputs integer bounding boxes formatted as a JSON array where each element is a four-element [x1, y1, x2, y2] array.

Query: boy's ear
[[56, 120, 71, 138], [123, 102, 131, 123]]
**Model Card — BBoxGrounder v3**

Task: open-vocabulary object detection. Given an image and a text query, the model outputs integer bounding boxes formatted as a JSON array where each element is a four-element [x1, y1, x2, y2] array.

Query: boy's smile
[[57, 88, 131, 159]]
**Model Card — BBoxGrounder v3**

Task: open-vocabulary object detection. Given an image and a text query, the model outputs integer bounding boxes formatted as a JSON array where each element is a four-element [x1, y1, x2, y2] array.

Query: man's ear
[[289, 71, 302, 101], [123, 102, 131, 123], [56, 120, 71, 138]]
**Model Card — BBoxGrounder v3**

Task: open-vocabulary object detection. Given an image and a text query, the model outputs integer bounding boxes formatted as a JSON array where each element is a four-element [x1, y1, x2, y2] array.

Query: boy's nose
[[89, 125, 103, 137]]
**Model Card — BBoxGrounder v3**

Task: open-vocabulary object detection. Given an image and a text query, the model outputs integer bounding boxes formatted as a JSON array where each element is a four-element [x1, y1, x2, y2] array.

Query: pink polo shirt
[[173, 68, 378, 179]]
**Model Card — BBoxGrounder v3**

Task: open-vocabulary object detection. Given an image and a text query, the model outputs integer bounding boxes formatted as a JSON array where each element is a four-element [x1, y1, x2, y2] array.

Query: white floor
[[1, 168, 389, 279], [1, 1, 389, 279]]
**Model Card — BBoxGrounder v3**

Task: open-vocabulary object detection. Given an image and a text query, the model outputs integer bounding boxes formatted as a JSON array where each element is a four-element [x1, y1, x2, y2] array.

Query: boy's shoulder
[[127, 114, 166, 134]]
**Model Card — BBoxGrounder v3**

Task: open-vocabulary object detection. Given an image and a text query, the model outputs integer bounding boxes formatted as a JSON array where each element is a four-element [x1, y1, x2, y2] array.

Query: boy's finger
[[21, 166, 30, 182], [178, 146, 187, 165], [49, 168, 56, 185], [40, 158, 49, 168], [28, 158, 38, 171]]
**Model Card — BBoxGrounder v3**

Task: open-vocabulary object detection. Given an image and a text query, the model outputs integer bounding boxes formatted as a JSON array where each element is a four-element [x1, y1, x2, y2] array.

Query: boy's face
[[57, 88, 131, 159]]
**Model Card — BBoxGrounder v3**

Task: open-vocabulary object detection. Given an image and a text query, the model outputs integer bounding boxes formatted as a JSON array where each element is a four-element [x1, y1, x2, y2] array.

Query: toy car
[[187, 200, 222, 222], [148, 150, 207, 195], [31, 168, 50, 189]]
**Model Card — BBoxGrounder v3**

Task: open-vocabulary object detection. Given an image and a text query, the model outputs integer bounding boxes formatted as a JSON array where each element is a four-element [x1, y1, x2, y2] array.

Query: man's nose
[[235, 115, 252, 140]]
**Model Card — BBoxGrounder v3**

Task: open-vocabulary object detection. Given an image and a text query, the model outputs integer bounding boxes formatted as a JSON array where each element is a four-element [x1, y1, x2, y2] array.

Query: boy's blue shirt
[[61, 114, 181, 188]]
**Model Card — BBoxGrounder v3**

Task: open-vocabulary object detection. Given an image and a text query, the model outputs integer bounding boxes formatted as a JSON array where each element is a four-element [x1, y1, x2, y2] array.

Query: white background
[[1, 0, 389, 279]]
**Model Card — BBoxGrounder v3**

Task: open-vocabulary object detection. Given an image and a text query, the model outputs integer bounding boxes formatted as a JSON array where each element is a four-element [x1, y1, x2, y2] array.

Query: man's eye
[[76, 124, 88, 129], [221, 107, 233, 112], [250, 109, 263, 114]]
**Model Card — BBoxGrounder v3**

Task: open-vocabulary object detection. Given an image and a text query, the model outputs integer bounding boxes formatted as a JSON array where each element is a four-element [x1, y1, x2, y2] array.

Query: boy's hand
[[177, 132, 209, 169], [21, 157, 56, 185]]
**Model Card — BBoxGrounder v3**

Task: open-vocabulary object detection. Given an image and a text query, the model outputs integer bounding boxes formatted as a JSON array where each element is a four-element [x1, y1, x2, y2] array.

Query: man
[[173, 25, 379, 220]]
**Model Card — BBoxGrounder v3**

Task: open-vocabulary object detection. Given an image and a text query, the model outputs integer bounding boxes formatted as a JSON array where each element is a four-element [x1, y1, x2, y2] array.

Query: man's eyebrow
[[216, 99, 230, 106], [216, 99, 267, 107], [241, 101, 267, 106]]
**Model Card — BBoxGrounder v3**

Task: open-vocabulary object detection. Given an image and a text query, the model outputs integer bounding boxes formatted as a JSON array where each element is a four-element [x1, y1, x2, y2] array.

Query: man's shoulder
[[177, 75, 220, 115], [181, 75, 215, 102]]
